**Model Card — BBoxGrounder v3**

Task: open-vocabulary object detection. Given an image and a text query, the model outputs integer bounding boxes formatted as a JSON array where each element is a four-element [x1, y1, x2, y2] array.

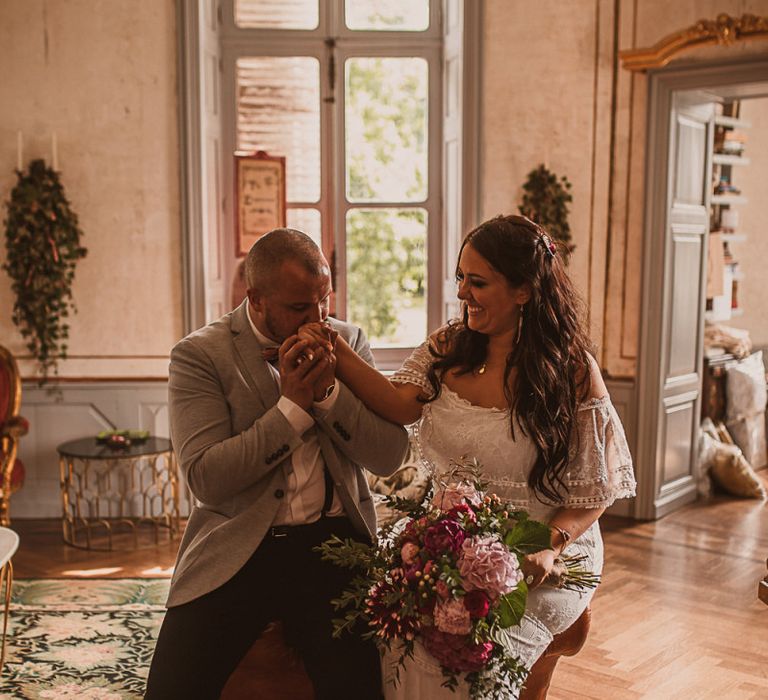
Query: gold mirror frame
[[620, 13, 768, 72]]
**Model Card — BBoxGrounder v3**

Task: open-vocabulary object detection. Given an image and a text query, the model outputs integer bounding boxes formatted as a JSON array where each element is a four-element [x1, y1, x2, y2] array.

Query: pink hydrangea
[[458, 535, 523, 600], [422, 627, 495, 673], [433, 597, 472, 635], [431, 482, 482, 511]]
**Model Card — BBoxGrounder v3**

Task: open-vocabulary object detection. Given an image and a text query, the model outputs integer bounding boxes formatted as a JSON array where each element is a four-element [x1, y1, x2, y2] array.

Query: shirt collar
[[245, 302, 279, 349]]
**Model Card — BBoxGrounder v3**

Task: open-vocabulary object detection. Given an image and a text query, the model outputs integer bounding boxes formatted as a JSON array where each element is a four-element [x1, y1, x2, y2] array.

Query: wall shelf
[[707, 100, 750, 326], [714, 115, 751, 129], [713, 153, 750, 166], [711, 194, 747, 205]]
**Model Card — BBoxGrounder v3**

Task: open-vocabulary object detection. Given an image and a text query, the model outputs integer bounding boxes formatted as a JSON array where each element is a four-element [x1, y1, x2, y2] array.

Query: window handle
[[324, 38, 336, 104]]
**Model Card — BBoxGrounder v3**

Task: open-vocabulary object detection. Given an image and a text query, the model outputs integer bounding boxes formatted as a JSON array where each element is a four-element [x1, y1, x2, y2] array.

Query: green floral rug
[[0, 578, 170, 700]]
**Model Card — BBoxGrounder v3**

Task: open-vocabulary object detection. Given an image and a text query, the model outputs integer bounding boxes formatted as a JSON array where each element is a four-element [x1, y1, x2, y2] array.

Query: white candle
[[16, 130, 22, 171], [52, 132, 58, 171]]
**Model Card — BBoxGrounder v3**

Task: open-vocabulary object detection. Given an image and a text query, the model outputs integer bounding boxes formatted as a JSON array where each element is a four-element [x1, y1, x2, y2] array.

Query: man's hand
[[279, 336, 330, 411], [312, 347, 337, 403]]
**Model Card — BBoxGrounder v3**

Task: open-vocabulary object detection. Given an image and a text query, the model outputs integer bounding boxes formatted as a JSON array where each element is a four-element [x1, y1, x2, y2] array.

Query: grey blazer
[[166, 300, 409, 607]]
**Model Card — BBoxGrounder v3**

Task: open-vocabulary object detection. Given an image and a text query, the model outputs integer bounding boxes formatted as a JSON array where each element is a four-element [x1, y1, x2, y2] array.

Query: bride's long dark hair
[[425, 215, 594, 503]]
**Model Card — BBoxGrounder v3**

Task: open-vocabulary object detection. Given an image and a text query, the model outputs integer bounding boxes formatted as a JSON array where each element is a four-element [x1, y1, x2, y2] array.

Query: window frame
[[221, 0, 442, 366], [178, 1, 481, 370]]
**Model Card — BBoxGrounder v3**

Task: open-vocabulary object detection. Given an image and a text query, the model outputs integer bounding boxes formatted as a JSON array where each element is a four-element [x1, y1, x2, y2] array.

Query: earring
[[516, 305, 524, 344]]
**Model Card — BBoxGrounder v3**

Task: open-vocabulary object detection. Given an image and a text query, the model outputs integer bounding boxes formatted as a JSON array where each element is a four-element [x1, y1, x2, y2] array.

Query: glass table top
[[56, 436, 172, 460]]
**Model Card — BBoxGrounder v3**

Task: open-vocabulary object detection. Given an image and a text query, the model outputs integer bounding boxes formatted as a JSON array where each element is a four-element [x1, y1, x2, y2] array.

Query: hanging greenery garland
[[3, 159, 88, 383], [518, 164, 575, 263]]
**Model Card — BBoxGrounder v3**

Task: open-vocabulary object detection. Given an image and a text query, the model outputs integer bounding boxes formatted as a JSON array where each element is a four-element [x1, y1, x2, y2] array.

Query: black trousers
[[144, 517, 382, 700]]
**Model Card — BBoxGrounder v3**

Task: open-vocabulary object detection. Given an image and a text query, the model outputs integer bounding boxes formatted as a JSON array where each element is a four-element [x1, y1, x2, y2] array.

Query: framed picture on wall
[[235, 151, 286, 256]]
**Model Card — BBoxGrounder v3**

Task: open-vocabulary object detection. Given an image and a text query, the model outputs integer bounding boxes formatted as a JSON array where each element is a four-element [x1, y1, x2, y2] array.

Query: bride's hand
[[297, 322, 337, 353], [521, 549, 557, 589]]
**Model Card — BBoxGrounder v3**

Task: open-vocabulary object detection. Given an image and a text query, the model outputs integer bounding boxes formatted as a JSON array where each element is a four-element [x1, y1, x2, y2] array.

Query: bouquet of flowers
[[318, 459, 599, 698]]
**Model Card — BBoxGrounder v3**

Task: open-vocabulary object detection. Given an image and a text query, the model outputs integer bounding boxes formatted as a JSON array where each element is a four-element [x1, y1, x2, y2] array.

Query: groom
[[145, 228, 409, 699]]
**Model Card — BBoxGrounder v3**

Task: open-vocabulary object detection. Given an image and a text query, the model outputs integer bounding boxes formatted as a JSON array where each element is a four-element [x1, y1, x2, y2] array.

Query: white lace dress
[[383, 342, 636, 699]]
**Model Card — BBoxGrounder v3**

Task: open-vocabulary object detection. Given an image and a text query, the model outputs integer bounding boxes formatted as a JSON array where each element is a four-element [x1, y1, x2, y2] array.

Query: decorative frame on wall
[[234, 150, 286, 256], [620, 13, 768, 72]]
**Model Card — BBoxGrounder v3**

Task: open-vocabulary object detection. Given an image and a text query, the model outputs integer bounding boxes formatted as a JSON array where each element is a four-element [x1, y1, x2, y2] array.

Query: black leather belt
[[267, 516, 350, 539]]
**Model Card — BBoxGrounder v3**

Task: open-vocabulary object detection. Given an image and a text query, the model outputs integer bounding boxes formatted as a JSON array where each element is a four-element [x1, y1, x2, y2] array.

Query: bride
[[302, 214, 636, 698]]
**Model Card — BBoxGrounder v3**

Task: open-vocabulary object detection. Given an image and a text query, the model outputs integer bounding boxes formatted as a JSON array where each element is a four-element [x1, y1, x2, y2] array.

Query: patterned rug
[[0, 578, 170, 700]]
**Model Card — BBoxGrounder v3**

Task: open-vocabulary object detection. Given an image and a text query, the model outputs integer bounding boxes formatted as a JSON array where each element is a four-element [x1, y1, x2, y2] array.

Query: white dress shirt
[[246, 305, 344, 525]]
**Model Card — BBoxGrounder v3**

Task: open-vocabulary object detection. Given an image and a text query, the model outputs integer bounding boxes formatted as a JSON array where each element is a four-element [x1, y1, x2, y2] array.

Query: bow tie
[[261, 347, 279, 365]]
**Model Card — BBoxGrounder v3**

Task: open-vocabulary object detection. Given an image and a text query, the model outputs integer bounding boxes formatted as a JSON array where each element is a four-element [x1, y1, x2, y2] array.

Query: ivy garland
[[518, 164, 575, 263], [3, 159, 88, 383]]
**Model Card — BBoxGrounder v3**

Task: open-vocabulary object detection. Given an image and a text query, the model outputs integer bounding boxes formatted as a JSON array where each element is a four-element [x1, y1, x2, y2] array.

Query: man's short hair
[[245, 228, 327, 293]]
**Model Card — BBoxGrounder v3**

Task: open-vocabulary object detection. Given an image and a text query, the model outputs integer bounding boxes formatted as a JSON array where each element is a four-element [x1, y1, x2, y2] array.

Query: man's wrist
[[314, 380, 336, 403]]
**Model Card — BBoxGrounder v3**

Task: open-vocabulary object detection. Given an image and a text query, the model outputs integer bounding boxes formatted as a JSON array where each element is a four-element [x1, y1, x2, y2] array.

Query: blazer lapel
[[230, 300, 280, 410]]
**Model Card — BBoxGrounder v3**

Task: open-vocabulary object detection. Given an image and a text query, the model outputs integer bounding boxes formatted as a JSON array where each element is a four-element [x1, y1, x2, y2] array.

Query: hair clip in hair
[[538, 232, 556, 258]]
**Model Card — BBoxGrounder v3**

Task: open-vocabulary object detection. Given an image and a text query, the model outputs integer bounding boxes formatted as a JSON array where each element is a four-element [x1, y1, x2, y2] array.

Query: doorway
[[634, 58, 768, 520]]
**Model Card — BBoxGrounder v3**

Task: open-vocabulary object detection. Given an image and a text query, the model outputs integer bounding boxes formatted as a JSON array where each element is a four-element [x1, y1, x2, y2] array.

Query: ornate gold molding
[[620, 13, 768, 72]]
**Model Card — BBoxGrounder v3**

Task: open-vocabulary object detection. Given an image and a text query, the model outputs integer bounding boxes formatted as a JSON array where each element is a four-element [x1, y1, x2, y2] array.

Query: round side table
[[57, 436, 180, 550]]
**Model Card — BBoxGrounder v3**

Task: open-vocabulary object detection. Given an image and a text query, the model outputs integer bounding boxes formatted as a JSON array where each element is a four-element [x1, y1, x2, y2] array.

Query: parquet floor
[[553, 480, 768, 699], [9, 479, 768, 699]]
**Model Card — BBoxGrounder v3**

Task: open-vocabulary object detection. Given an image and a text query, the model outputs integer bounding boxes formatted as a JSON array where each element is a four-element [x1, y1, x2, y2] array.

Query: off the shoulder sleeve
[[561, 397, 637, 508], [390, 340, 434, 394]]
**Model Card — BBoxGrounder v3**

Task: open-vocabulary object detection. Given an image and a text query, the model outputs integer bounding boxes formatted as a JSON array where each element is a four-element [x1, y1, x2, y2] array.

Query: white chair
[[0, 527, 19, 670]]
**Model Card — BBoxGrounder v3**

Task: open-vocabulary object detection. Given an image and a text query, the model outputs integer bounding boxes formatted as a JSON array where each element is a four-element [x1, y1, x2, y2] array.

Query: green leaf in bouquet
[[497, 584, 527, 629], [314, 535, 379, 570], [382, 493, 429, 518], [503, 516, 551, 554]]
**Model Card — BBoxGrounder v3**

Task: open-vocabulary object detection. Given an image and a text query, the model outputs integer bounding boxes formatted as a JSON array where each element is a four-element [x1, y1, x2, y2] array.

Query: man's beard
[[262, 309, 288, 343]]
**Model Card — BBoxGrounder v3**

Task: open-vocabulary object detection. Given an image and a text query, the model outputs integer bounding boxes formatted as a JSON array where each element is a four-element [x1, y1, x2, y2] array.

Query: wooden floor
[[554, 486, 768, 699], [9, 483, 768, 699]]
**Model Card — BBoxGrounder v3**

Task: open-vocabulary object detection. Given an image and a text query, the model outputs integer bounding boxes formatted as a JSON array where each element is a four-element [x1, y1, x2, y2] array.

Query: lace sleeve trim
[[391, 341, 434, 394], [561, 397, 637, 509]]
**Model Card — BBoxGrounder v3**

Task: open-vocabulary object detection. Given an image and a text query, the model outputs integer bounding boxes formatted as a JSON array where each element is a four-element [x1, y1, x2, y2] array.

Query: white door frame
[[635, 58, 768, 520]]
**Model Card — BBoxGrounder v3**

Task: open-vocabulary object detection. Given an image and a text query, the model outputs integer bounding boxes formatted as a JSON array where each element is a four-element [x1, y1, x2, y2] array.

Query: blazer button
[[274, 489, 284, 499]]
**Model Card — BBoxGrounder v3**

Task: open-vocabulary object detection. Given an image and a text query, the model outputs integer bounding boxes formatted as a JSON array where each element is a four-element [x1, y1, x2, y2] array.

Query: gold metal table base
[[59, 445, 180, 551]]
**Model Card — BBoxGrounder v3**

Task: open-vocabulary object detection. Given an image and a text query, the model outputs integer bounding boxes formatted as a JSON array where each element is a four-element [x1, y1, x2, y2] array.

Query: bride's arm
[[522, 354, 609, 588], [299, 323, 427, 426], [333, 339, 425, 425]]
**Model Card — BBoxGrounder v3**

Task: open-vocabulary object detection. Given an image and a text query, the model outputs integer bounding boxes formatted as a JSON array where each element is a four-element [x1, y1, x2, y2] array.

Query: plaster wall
[[481, 0, 768, 377], [480, 0, 614, 355], [0, 0, 182, 380], [730, 96, 768, 348]]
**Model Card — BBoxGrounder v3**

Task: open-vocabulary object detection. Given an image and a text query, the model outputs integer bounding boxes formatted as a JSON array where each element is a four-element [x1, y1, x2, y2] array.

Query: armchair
[[0, 345, 27, 526]]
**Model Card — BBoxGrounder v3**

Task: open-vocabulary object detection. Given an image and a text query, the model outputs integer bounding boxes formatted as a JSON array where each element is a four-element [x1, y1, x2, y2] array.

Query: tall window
[[221, 0, 442, 361]]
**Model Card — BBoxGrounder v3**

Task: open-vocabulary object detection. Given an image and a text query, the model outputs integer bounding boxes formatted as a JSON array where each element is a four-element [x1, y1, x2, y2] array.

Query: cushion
[[725, 352, 767, 467], [726, 351, 767, 419], [0, 363, 10, 422], [700, 431, 766, 499]]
